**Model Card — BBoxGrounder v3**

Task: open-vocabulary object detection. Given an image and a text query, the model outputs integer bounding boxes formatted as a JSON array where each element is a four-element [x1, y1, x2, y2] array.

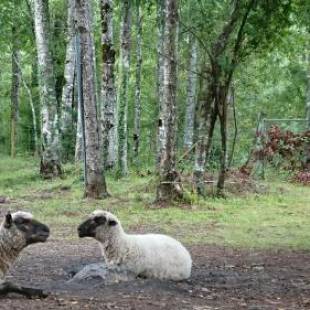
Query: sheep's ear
[[94, 215, 106, 225], [4, 212, 12, 229], [108, 219, 117, 226]]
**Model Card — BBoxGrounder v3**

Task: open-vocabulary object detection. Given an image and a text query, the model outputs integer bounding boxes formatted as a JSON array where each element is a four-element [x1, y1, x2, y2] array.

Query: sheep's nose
[[41, 224, 50, 235]]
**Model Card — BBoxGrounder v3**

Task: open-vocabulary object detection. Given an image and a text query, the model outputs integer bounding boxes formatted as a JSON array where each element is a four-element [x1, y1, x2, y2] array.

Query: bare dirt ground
[[1, 238, 310, 310]]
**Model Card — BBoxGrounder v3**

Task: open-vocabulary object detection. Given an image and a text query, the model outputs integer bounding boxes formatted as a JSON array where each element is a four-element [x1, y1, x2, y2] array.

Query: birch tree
[[76, 0, 109, 198], [61, 0, 76, 159], [156, 0, 182, 202], [10, 17, 21, 158], [193, 70, 216, 196], [117, 0, 131, 176], [183, 35, 198, 153], [75, 94, 83, 162], [33, 0, 62, 177], [133, 0, 143, 165], [100, 0, 117, 169], [156, 0, 165, 167]]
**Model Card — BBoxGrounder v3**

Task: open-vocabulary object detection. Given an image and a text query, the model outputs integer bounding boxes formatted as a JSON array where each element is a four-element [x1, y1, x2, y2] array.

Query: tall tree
[[75, 92, 83, 163], [156, 0, 182, 202], [33, 0, 62, 177], [14, 57, 40, 156], [117, 0, 131, 176], [100, 0, 117, 169], [193, 68, 215, 196], [191, 0, 292, 196], [61, 0, 76, 160], [10, 10, 21, 158], [76, 0, 109, 198], [305, 52, 310, 169], [307, 54, 310, 129], [133, 0, 143, 165], [156, 0, 165, 168], [183, 35, 198, 153]]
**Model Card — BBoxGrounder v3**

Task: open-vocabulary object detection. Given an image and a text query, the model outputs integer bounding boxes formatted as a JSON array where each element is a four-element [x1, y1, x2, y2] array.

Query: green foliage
[[0, 0, 309, 174]]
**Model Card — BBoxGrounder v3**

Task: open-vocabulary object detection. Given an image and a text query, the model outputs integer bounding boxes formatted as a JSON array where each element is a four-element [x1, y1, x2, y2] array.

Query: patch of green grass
[[0, 155, 310, 249]]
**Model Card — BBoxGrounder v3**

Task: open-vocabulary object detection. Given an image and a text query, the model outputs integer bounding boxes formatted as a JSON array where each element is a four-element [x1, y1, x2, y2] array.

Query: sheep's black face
[[78, 219, 97, 238], [14, 217, 50, 245], [78, 215, 117, 238], [78, 216, 106, 238]]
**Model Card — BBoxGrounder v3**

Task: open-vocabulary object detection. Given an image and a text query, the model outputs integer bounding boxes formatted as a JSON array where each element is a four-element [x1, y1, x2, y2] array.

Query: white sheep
[[78, 210, 192, 281], [0, 211, 50, 298]]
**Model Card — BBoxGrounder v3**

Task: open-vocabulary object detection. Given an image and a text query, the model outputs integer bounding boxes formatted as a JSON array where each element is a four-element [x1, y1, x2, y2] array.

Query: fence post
[[253, 112, 266, 179]]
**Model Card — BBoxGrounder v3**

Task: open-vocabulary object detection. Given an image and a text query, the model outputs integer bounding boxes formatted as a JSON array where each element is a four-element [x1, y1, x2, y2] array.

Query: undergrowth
[[0, 155, 309, 249]]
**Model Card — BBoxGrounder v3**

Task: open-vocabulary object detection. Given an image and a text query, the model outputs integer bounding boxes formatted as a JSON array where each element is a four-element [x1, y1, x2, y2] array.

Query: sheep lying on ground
[[78, 210, 192, 281], [0, 211, 50, 298]]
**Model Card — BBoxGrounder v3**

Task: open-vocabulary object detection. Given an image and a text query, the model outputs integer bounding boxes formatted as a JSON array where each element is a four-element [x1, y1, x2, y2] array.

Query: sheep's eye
[[14, 218, 24, 225]]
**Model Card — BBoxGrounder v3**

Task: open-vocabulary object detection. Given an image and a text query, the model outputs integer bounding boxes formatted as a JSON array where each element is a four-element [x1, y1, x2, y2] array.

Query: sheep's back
[[127, 233, 192, 280]]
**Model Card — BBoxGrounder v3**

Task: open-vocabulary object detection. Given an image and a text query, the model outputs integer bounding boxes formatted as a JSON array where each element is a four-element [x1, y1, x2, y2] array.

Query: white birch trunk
[[193, 74, 210, 196], [183, 36, 198, 152], [61, 0, 76, 158], [156, 0, 182, 202], [75, 93, 83, 163], [33, 0, 62, 177], [156, 0, 165, 168], [117, 0, 131, 176], [76, 0, 108, 198], [10, 21, 21, 158], [133, 0, 142, 165], [100, 0, 117, 169]]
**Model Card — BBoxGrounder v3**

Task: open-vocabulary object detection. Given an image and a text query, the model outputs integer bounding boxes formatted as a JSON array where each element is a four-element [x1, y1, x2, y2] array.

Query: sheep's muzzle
[[78, 219, 96, 238], [26, 221, 50, 244]]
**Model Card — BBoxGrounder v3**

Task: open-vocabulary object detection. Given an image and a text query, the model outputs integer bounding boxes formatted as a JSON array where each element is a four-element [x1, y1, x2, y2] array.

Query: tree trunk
[[304, 54, 310, 170], [10, 21, 21, 158], [133, 0, 142, 167], [156, 0, 165, 169], [18, 64, 39, 157], [117, 0, 131, 177], [227, 85, 237, 168], [216, 86, 229, 197], [156, 0, 182, 203], [75, 87, 83, 163], [100, 0, 117, 169], [33, 0, 62, 178], [183, 35, 198, 153], [76, 0, 109, 198], [61, 0, 76, 161], [30, 57, 40, 156], [193, 70, 215, 196]]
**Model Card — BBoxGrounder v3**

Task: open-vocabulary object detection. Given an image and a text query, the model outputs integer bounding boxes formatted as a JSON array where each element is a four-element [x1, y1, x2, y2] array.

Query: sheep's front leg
[[0, 281, 48, 299]]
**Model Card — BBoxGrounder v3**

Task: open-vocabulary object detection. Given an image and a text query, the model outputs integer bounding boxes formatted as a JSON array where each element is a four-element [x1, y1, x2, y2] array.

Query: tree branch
[[226, 0, 257, 85]]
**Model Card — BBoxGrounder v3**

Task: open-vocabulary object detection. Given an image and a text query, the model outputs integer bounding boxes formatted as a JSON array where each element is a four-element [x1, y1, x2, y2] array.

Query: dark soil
[[2, 238, 310, 309]]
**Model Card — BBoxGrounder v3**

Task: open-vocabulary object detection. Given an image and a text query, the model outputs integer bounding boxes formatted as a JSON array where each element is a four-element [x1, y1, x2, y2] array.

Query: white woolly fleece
[[91, 210, 192, 281]]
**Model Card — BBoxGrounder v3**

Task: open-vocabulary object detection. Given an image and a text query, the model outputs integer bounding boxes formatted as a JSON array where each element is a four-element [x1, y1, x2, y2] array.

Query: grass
[[0, 155, 310, 249]]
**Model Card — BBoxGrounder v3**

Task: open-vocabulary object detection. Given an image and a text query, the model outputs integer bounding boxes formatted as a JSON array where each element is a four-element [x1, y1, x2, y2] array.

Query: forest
[[0, 0, 309, 309]]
